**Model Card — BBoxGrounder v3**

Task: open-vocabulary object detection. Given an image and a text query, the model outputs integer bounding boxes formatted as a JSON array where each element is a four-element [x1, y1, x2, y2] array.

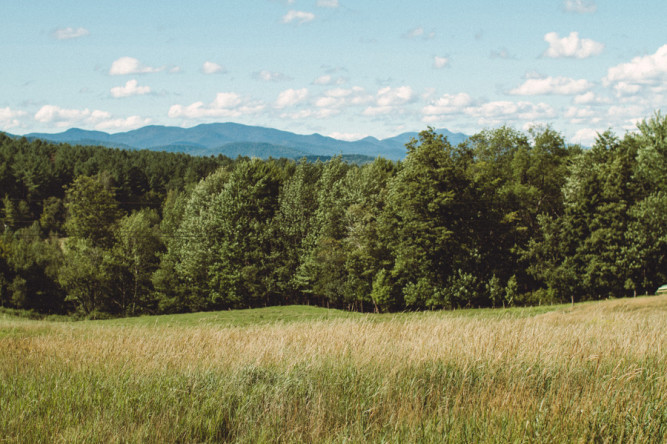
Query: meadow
[[1, 296, 665, 443]]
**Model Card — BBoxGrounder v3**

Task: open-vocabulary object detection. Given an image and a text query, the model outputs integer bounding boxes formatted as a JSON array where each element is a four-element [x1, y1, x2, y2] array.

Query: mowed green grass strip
[[1, 297, 665, 443]]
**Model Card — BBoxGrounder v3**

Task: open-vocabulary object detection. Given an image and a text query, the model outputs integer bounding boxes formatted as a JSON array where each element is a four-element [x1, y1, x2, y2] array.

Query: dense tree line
[[1, 112, 666, 317]]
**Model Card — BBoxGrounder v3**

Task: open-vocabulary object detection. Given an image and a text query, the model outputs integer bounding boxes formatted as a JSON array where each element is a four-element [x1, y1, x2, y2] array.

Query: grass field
[[1, 297, 665, 443]]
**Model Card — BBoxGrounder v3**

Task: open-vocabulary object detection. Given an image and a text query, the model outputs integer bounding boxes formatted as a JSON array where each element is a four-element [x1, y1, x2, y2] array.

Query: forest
[[1, 112, 666, 317]]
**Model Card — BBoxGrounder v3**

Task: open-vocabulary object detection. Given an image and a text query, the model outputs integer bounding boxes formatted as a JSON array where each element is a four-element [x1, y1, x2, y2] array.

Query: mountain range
[[8, 123, 469, 161]]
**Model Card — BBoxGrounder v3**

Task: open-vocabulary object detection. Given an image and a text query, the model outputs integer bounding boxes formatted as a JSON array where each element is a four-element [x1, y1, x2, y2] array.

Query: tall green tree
[[383, 129, 473, 308], [110, 208, 163, 315], [64, 175, 122, 247]]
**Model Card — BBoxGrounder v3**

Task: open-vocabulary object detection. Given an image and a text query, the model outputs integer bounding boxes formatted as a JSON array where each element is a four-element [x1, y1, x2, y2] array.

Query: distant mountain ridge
[[14, 123, 469, 160]]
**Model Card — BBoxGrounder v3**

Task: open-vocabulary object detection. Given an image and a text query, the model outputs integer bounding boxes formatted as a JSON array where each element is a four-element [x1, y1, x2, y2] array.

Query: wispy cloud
[[313, 74, 347, 85], [490, 47, 517, 60], [110, 79, 152, 98], [51, 27, 90, 40], [109, 57, 163, 75], [34, 105, 150, 130], [252, 70, 292, 82], [282, 10, 315, 25], [363, 86, 416, 116], [201, 61, 226, 75], [563, 0, 597, 14], [509, 76, 593, 95], [402, 27, 435, 40], [433, 56, 449, 69], [168, 93, 265, 119], [317, 0, 339, 8], [543, 32, 604, 59]]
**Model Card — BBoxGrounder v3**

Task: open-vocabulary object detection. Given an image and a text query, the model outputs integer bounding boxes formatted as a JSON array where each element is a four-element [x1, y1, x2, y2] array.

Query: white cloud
[[94, 116, 152, 131], [315, 87, 373, 109], [201, 61, 226, 75], [465, 100, 555, 125], [509, 76, 592, 95], [252, 70, 292, 82], [543, 32, 604, 59], [603, 44, 667, 87], [168, 93, 265, 119], [565, 106, 598, 124], [35, 105, 95, 126], [572, 128, 602, 145], [573, 91, 609, 105], [282, 10, 315, 25], [363, 86, 416, 116], [110, 79, 151, 98], [280, 109, 340, 120], [109, 57, 162, 75], [313, 74, 346, 85], [613, 82, 642, 97], [328, 132, 368, 141], [0, 107, 26, 129], [34, 105, 150, 131], [376, 86, 415, 107], [275, 88, 309, 108], [51, 27, 90, 40], [422, 93, 473, 118], [563, 0, 597, 14], [433, 56, 449, 69], [317, 0, 339, 8]]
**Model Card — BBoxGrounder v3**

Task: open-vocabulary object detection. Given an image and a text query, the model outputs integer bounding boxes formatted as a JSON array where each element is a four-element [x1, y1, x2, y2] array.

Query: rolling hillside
[[17, 123, 469, 160]]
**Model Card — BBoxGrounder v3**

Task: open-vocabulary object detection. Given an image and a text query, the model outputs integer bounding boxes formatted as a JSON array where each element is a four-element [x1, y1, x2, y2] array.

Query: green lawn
[[1, 297, 665, 443]]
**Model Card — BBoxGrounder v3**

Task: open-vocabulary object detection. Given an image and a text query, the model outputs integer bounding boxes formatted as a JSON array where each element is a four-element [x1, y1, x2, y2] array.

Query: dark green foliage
[[1, 113, 666, 316]]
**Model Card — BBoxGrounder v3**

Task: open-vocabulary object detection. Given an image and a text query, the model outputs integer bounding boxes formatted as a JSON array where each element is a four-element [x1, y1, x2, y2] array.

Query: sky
[[1, 0, 666, 145]]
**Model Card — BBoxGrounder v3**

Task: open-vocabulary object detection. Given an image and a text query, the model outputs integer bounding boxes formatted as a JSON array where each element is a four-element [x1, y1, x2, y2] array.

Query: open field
[[1, 297, 666, 443]]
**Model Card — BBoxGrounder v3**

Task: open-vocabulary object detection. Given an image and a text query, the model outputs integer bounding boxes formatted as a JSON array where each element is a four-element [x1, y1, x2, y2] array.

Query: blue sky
[[1, 0, 665, 144]]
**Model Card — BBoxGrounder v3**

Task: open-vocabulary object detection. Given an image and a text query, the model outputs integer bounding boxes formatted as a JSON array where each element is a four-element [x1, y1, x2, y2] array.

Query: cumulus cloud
[[603, 44, 667, 87], [95, 116, 152, 131], [362, 86, 416, 116], [315, 87, 373, 109], [509, 76, 593, 95], [613, 82, 642, 97], [282, 10, 315, 24], [465, 100, 556, 125], [275, 88, 309, 108], [252, 70, 292, 82], [201, 61, 226, 75], [543, 32, 604, 59], [573, 91, 609, 105], [0, 107, 27, 129], [168, 93, 265, 119], [565, 106, 599, 124], [572, 128, 602, 146], [110, 79, 151, 98], [433, 56, 449, 69], [51, 27, 90, 40], [317, 0, 339, 7], [422, 93, 473, 120], [34, 105, 150, 130], [376, 86, 415, 106], [563, 0, 597, 14], [109, 57, 162, 75]]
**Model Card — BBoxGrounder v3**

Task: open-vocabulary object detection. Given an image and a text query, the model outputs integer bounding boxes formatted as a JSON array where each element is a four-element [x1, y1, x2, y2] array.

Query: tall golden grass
[[1, 296, 665, 442]]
